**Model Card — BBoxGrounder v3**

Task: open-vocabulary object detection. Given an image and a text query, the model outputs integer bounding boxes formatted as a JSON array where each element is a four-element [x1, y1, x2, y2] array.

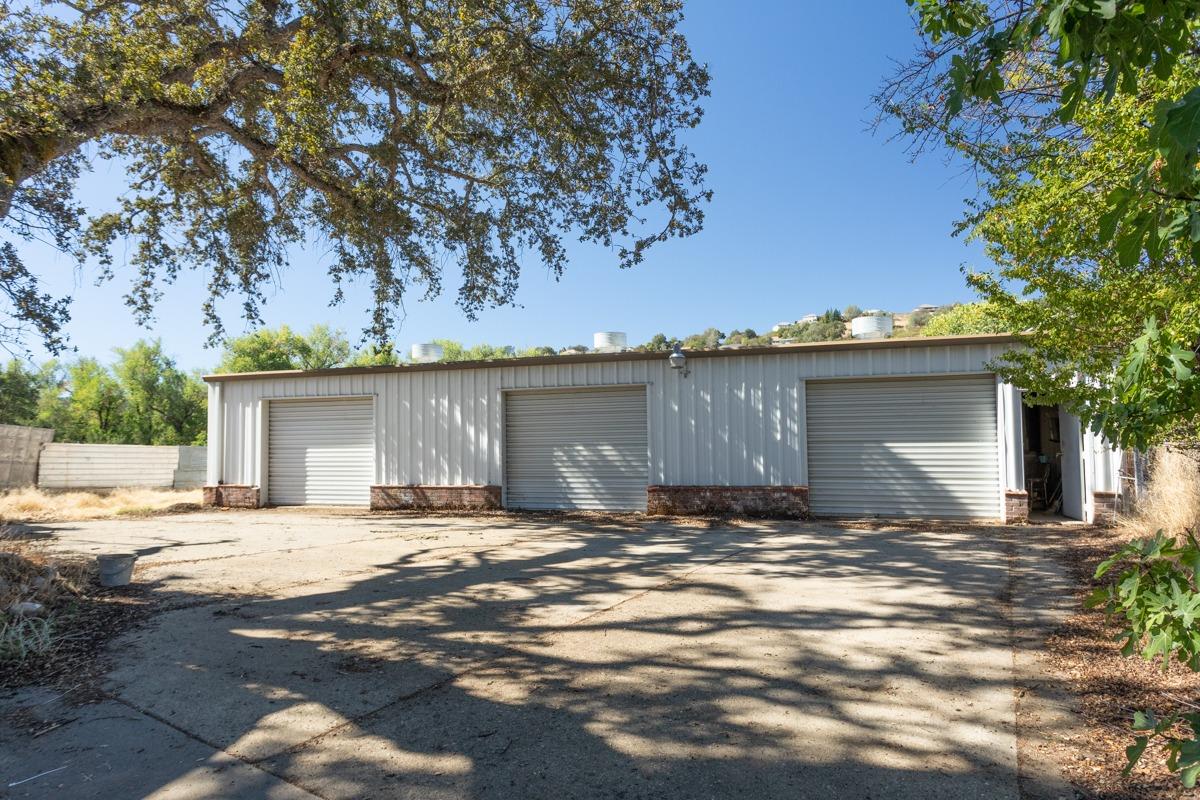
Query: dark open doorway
[[1022, 403, 1065, 515]]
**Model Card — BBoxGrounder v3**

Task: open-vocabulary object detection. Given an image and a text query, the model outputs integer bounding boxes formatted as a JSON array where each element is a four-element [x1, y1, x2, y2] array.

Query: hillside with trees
[[0, 304, 1003, 446]]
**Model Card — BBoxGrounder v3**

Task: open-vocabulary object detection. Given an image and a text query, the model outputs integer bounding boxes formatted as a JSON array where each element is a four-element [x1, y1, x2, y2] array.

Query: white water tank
[[592, 332, 627, 353], [410, 342, 444, 363], [851, 315, 893, 340]]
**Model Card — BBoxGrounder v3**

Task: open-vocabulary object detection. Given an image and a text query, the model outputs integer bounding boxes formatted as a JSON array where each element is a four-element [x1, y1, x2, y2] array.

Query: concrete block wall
[[0, 424, 54, 488], [38, 444, 207, 490], [172, 446, 208, 489]]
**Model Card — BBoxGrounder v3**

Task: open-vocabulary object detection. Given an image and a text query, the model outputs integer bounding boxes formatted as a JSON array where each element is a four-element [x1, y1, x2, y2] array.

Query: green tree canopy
[[0, 359, 44, 425], [298, 325, 352, 371], [431, 340, 514, 362], [216, 326, 311, 373], [515, 346, 557, 358], [725, 328, 771, 347], [681, 327, 724, 350], [26, 342, 206, 444], [111, 340, 206, 444], [345, 343, 401, 368], [919, 303, 1009, 338], [638, 333, 680, 352], [215, 324, 367, 372], [0, 0, 710, 353], [56, 358, 127, 442], [881, 1, 1200, 448]]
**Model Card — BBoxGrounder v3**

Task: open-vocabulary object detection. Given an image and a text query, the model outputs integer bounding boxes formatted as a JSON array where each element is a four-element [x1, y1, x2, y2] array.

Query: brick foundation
[[371, 485, 502, 511], [203, 485, 260, 508], [1092, 491, 1119, 527], [1003, 490, 1029, 524], [646, 485, 809, 519]]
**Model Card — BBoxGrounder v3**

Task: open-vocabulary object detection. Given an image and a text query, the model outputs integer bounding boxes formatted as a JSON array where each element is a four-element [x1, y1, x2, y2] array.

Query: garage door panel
[[806, 376, 1000, 519], [505, 387, 648, 511], [268, 397, 374, 506]]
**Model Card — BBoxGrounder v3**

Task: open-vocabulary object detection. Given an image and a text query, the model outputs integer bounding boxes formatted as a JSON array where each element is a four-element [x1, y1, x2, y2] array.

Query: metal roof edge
[[202, 332, 1022, 383]]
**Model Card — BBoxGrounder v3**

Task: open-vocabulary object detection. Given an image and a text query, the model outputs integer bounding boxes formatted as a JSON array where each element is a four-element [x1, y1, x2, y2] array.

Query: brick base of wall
[[1092, 491, 1119, 527], [202, 485, 260, 508], [646, 485, 809, 519], [1003, 490, 1030, 524], [371, 485, 502, 511]]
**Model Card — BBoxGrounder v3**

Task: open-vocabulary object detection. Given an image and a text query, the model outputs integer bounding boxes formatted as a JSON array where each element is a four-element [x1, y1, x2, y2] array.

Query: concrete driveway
[[1, 511, 1078, 799]]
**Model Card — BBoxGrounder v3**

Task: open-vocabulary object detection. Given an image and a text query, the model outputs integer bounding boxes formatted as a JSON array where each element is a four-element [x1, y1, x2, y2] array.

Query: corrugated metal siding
[[806, 376, 1001, 519], [210, 342, 1014, 491], [267, 397, 374, 506], [505, 387, 648, 511]]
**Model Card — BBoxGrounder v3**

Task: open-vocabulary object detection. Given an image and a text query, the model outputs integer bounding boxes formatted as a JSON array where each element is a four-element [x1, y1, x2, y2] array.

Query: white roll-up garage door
[[268, 397, 374, 506], [504, 387, 648, 511], [806, 376, 1001, 519]]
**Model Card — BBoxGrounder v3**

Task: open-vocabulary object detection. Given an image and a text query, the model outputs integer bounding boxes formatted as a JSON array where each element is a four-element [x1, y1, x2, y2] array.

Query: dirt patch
[[1041, 525, 1200, 799], [0, 536, 155, 694]]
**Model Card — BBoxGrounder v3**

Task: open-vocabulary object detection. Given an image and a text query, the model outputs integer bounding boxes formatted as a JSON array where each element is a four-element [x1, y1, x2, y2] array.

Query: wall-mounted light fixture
[[668, 343, 689, 377]]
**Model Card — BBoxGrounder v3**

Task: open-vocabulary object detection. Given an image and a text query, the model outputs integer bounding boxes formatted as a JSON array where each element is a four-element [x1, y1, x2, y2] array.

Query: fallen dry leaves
[[1045, 524, 1200, 799]]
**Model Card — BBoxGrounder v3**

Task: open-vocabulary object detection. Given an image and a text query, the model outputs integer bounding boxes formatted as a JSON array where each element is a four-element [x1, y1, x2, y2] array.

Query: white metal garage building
[[203, 333, 1121, 523]]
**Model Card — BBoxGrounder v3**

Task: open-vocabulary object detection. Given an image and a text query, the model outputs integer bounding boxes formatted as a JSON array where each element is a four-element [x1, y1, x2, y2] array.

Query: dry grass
[[1121, 447, 1200, 537], [0, 486, 202, 523]]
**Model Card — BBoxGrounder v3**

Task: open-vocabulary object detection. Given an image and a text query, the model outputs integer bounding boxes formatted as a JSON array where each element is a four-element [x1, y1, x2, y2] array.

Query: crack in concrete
[[102, 694, 326, 799]]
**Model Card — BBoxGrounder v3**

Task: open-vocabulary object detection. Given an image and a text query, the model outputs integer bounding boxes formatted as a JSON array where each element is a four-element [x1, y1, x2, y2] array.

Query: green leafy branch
[[1092, 317, 1200, 450], [1088, 529, 1200, 782], [1126, 709, 1200, 787]]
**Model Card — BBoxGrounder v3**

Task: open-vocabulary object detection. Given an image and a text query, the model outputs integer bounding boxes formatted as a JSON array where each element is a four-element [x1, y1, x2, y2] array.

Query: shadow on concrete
[[3, 514, 1081, 799]]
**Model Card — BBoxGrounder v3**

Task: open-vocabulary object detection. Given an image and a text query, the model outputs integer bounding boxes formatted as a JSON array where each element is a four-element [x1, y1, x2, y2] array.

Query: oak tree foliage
[[0, 0, 710, 352]]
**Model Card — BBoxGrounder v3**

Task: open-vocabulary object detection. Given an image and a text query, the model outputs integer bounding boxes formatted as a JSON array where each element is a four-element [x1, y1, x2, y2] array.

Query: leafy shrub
[[1089, 530, 1200, 785]]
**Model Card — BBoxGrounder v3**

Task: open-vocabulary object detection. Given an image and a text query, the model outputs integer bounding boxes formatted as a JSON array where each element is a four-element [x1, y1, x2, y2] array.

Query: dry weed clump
[[0, 539, 94, 665], [0, 533, 152, 687], [0, 486, 201, 523], [1123, 447, 1200, 537]]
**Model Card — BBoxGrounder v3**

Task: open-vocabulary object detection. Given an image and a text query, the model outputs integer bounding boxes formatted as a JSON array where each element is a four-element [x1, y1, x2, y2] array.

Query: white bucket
[[97, 553, 138, 587]]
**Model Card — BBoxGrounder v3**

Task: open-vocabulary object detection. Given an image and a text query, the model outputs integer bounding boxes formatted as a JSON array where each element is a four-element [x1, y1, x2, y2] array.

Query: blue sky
[[18, 1, 984, 372]]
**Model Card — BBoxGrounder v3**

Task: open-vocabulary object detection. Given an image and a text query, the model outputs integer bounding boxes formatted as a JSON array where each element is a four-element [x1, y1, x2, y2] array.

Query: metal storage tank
[[851, 315, 894, 339], [592, 332, 628, 352], [410, 342, 444, 363]]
